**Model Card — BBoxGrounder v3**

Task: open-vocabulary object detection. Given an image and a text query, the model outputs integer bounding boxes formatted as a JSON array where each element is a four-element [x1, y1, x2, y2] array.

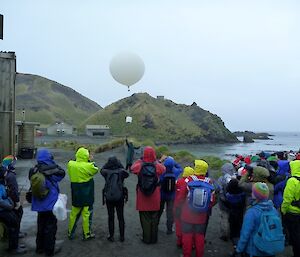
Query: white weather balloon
[[109, 52, 145, 91]]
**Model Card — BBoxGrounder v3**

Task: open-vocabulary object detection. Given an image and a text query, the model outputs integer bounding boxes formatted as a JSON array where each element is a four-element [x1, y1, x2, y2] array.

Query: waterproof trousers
[[158, 199, 174, 233], [139, 211, 159, 244], [0, 210, 19, 250], [68, 205, 93, 239], [174, 207, 182, 246], [182, 222, 207, 257], [36, 211, 57, 256], [284, 212, 300, 257], [106, 200, 125, 239]]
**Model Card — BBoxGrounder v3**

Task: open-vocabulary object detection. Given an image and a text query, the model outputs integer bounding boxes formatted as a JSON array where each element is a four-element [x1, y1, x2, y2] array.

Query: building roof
[[86, 125, 110, 130], [15, 121, 40, 126]]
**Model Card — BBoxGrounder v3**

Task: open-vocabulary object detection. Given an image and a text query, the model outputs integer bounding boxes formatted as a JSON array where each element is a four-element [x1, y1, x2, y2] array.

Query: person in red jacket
[[131, 146, 165, 244], [174, 166, 194, 248], [177, 160, 216, 257]]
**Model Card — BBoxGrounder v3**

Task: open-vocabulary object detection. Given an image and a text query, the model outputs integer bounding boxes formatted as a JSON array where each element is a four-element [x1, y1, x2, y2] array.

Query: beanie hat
[[194, 160, 208, 176], [182, 166, 194, 178], [252, 182, 269, 201], [2, 155, 17, 169]]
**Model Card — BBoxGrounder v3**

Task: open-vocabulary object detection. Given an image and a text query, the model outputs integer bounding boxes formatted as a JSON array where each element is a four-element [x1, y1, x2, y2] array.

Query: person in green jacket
[[67, 147, 98, 240], [281, 159, 300, 257]]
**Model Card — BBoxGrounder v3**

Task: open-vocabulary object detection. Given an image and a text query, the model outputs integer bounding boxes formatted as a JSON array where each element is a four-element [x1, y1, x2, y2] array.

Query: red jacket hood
[[143, 146, 156, 162]]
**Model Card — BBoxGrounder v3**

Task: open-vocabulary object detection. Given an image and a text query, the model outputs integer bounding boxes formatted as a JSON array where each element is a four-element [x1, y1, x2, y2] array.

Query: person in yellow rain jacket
[[67, 147, 98, 240], [281, 159, 300, 257]]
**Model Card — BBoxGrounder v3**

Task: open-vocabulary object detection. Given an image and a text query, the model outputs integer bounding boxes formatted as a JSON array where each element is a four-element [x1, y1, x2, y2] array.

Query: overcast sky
[[1, 0, 300, 132]]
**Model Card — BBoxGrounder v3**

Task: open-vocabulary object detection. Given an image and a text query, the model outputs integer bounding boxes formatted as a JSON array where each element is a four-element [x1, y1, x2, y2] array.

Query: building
[[86, 125, 110, 137], [0, 52, 16, 160], [15, 121, 40, 159], [47, 122, 74, 135]]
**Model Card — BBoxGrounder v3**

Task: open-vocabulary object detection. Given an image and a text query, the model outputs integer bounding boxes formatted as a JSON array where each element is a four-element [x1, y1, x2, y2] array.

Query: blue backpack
[[187, 176, 214, 213], [253, 208, 285, 255]]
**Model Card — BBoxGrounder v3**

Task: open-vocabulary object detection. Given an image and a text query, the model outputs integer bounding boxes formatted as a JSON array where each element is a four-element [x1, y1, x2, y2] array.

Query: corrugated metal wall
[[18, 123, 35, 150], [0, 52, 16, 160]]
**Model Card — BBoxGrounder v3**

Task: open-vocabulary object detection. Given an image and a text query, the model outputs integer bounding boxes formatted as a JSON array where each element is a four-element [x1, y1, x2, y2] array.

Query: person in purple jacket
[[29, 149, 65, 256]]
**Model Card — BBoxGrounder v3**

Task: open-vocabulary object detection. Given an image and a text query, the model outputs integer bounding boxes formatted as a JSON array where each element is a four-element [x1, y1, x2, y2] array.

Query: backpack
[[253, 208, 285, 255], [187, 176, 214, 213], [104, 171, 124, 202], [161, 170, 176, 193], [138, 162, 158, 196], [30, 166, 50, 199]]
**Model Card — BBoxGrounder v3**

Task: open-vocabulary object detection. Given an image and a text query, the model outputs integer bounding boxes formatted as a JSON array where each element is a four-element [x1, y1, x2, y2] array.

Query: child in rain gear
[[173, 166, 194, 248], [234, 182, 283, 257], [177, 160, 216, 257], [67, 147, 98, 240], [158, 156, 183, 234]]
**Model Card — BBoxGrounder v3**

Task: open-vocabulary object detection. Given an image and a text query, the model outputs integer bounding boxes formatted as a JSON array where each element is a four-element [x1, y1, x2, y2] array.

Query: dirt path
[[0, 147, 293, 257]]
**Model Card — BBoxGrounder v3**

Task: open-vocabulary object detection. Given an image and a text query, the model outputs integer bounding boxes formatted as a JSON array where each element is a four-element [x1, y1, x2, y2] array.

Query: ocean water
[[169, 132, 300, 160]]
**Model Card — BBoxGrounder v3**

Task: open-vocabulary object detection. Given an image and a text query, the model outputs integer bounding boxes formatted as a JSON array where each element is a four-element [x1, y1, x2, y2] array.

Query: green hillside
[[15, 73, 102, 126], [83, 93, 237, 143]]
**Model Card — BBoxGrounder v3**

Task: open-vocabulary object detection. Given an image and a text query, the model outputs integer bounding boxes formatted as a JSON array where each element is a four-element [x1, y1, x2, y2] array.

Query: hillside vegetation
[[15, 73, 102, 126], [83, 93, 237, 144]]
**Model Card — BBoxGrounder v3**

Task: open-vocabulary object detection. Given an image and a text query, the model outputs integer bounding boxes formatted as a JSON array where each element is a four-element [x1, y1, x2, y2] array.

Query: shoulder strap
[[190, 175, 199, 181], [292, 176, 300, 181]]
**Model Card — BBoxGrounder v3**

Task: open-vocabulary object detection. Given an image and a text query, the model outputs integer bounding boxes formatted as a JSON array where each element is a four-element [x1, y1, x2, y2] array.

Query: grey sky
[[1, 0, 300, 132]]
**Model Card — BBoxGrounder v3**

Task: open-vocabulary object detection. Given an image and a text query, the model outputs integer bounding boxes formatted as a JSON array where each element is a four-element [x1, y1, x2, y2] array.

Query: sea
[[168, 132, 300, 160]]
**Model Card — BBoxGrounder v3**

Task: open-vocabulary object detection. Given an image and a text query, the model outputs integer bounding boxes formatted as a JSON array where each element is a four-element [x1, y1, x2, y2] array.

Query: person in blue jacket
[[158, 156, 182, 234], [233, 182, 278, 257], [29, 149, 65, 256]]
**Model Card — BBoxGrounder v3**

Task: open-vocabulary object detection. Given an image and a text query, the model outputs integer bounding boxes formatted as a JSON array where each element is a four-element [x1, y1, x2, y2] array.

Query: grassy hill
[[15, 73, 102, 126], [83, 93, 237, 143]]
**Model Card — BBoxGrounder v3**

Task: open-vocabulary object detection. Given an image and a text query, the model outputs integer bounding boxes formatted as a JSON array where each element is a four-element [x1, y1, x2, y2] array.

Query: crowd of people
[[0, 146, 299, 257]]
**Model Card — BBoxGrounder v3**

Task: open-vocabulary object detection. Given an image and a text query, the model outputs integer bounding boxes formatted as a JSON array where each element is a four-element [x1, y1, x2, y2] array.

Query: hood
[[290, 160, 300, 177], [75, 147, 90, 162], [253, 166, 269, 180], [227, 178, 243, 194], [164, 157, 175, 172], [277, 160, 290, 175], [143, 146, 156, 162], [221, 163, 235, 176], [194, 160, 208, 176], [102, 156, 124, 170], [251, 155, 260, 163], [36, 149, 55, 165], [253, 199, 274, 211], [183, 166, 194, 178]]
